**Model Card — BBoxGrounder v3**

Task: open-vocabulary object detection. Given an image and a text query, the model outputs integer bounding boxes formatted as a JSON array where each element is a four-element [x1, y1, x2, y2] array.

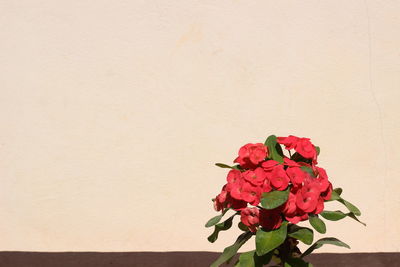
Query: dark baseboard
[[0, 251, 398, 267]]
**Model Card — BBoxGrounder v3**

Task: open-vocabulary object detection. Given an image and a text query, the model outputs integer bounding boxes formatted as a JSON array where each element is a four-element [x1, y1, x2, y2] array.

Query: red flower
[[213, 198, 223, 212], [321, 182, 333, 201], [295, 138, 317, 159], [241, 182, 262, 206], [304, 179, 321, 197], [283, 157, 300, 167], [283, 192, 297, 215], [213, 186, 228, 211], [229, 180, 261, 206], [277, 135, 299, 150], [214, 185, 248, 211], [240, 207, 260, 232], [269, 165, 290, 191], [234, 143, 268, 169], [261, 160, 279, 171], [227, 195, 247, 211], [313, 197, 325, 214], [226, 169, 243, 191], [212, 134, 337, 229], [243, 168, 267, 186], [316, 167, 330, 192], [261, 178, 272, 193], [277, 135, 317, 160], [296, 190, 319, 213], [286, 167, 306, 187], [259, 207, 283, 230], [285, 210, 308, 224], [230, 180, 244, 200]]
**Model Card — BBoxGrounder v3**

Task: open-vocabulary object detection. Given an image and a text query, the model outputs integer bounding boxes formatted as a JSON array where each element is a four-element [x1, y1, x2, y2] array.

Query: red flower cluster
[[213, 135, 332, 232]]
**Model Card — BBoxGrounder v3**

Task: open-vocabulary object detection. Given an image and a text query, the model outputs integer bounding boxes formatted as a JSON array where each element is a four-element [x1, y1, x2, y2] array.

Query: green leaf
[[208, 215, 235, 243], [326, 188, 362, 216], [205, 209, 229, 228], [205, 214, 224, 228], [320, 210, 347, 221], [334, 188, 343, 195], [235, 251, 254, 267], [308, 214, 326, 234], [291, 152, 312, 164], [320, 211, 366, 226], [260, 188, 290, 210], [210, 231, 253, 267], [234, 250, 273, 267], [347, 212, 367, 226], [264, 135, 284, 163], [326, 188, 343, 201], [328, 191, 341, 201], [300, 166, 315, 177], [288, 225, 314, 245], [215, 163, 240, 170], [275, 142, 285, 159], [301, 237, 350, 258], [338, 199, 361, 216], [238, 222, 249, 232], [315, 146, 320, 156], [284, 257, 314, 267], [256, 221, 288, 256]]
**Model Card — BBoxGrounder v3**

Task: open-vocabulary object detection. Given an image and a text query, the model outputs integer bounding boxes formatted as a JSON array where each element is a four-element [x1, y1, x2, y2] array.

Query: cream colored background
[[0, 0, 399, 253]]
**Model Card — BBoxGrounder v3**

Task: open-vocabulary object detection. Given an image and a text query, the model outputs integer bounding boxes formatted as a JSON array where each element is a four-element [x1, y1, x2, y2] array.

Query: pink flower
[[240, 207, 260, 232], [269, 165, 290, 191], [234, 143, 268, 169]]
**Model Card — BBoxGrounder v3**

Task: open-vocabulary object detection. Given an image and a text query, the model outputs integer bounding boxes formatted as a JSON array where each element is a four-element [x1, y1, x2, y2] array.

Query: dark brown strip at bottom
[[0, 252, 398, 267]]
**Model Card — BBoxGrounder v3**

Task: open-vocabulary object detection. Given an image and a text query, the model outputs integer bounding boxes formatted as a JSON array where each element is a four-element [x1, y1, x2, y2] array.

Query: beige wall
[[1, 0, 399, 253]]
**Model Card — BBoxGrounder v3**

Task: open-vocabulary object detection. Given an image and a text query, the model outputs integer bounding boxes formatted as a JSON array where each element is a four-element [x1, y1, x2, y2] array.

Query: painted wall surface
[[0, 1, 399, 253]]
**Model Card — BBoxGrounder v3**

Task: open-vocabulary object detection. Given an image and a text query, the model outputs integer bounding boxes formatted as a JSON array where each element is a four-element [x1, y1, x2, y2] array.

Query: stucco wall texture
[[0, 0, 399, 253]]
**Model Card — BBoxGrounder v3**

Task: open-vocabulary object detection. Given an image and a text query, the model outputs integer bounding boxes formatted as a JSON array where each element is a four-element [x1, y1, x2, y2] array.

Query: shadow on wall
[[0, 251, 398, 267]]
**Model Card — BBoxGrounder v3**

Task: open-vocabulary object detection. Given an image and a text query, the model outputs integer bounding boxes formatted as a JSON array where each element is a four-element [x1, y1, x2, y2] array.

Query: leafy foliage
[[288, 225, 314, 245], [264, 135, 284, 163], [260, 188, 290, 210], [210, 231, 253, 267], [208, 214, 236, 243], [256, 222, 288, 256], [308, 214, 326, 234], [302, 237, 350, 257]]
